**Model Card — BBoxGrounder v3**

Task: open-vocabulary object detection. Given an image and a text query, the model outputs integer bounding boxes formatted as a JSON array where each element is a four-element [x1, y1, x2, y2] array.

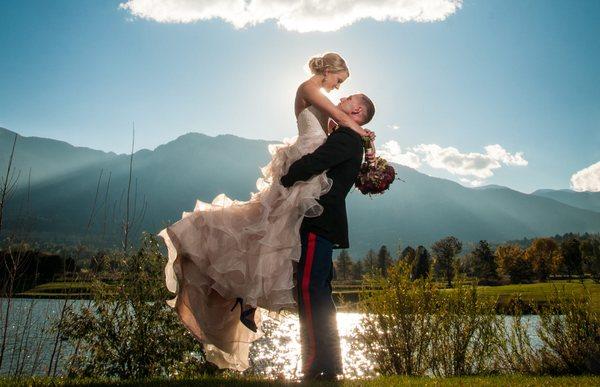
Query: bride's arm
[[299, 83, 369, 137]]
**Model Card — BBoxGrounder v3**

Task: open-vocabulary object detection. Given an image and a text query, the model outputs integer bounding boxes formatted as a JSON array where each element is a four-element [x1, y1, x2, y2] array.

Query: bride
[[158, 52, 375, 371]]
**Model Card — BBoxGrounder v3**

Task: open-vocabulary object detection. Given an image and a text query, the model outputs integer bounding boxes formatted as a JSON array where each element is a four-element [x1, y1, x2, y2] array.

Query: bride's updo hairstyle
[[308, 52, 349, 76]]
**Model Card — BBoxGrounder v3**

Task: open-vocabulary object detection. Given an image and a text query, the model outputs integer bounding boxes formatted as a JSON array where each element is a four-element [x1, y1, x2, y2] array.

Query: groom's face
[[338, 94, 364, 124]]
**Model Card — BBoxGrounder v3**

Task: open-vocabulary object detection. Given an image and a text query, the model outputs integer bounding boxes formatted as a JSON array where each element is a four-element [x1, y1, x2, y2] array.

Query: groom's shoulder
[[332, 126, 363, 149], [332, 126, 362, 143]]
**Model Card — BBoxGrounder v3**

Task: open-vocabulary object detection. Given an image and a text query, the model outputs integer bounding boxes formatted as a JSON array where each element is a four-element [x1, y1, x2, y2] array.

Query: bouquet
[[355, 136, 396, 195]]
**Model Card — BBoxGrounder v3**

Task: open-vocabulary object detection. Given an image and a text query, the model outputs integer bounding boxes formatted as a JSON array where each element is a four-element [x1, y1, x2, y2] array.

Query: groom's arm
[[280, 130, 359, 188]]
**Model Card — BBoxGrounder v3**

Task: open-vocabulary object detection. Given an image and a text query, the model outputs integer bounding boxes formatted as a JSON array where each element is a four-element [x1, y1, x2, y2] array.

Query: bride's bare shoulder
[[297, 79, 319, 95], [295, 81, 315, 117]]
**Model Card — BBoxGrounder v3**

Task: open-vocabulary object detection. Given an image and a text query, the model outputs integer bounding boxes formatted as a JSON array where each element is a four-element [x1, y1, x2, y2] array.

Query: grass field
[[475, 280, 600, 312], [1, 375, 600, 386], [333, 279, 600, 312], [13, 281, 96, 299]]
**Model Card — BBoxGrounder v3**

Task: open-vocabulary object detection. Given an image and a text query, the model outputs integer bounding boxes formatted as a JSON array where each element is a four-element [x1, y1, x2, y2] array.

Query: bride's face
[[322, 70, 349, 92]]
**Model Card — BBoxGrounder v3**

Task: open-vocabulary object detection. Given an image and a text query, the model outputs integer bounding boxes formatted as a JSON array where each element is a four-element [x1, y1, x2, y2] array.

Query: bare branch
[[0, 133, 19, 235], [123, 122, 135, 252], [87, 169, 104, 230]]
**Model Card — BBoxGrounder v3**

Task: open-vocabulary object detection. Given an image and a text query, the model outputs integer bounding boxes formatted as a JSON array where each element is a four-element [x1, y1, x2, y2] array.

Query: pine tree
[[412, 246, 430, 280], [581, 238, 600, 283], [377, 245, 392, 277], [561, 237, 583, 280], [363, 249, 378, 276], [335, 249, 353, 281], [471, 240, 499, 283], [395, 241, 403, 263], [352, 259, 364, 280], [400, 246, 416, 267], [431, 236, 462, 287]]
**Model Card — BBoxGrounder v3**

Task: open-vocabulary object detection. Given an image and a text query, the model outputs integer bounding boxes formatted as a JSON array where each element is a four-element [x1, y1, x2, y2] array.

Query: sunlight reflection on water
[[247, 311, 541, 380], [248, 312, 373, 379]]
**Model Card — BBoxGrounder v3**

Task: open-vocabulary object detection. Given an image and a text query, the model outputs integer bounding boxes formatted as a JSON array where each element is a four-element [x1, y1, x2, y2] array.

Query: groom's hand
[[364, 128, 376, 141]]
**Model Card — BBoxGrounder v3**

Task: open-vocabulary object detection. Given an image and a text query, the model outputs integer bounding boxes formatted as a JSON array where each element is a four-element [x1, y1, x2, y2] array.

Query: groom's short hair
[[358, 94, 375, 125]]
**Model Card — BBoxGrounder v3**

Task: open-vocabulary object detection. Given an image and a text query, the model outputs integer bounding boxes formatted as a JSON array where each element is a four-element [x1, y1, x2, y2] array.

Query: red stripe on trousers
[[302, 232, 317, 374]]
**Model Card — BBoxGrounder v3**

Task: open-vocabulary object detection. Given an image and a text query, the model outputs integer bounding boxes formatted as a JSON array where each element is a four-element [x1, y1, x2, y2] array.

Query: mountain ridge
[[1, 126, 599, 257], [531, 188, 600, 213]]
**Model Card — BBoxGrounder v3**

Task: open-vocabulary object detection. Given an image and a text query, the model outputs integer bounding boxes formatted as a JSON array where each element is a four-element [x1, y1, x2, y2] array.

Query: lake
[[0, 298, 542, 378]]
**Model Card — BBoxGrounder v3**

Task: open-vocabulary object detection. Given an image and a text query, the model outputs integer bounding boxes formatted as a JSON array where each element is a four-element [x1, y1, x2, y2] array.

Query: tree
[[395, 241, 403, 263], [412, 246, 430, 280], [377, 245, 393, 277], [352, 259, 364, 280], [495, 244, 533, 284], [560, 237, 583, 280], [363, 249, 378, 276], [581, 238, 600, 283], [431, 236, 462, 288], [524, 238, 560, 282], [471, 240, 498, 283], [400, 246, 416, 267], [335, 249, 353, 281]]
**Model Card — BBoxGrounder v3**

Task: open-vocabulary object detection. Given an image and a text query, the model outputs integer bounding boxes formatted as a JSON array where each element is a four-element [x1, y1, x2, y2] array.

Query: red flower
[[354, 156, 396, 196]]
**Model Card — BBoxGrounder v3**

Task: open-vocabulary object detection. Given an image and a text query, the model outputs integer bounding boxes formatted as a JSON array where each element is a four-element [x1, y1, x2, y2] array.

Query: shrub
[[493, 297, 544, 374], [536, 286, 600, 374], [356, 261, 438, 376], [57, 232, 210, 379], [430, 280, 498, 376], [354, 263, 600, 377]]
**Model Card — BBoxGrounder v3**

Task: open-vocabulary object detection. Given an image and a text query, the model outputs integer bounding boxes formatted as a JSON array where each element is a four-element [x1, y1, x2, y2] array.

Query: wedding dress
[[157, 105, 333, 371]]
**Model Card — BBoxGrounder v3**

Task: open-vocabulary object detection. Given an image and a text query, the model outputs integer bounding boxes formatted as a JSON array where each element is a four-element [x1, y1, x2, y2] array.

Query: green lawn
[[14, 281, 96, 299], [333, 280, 600, 312], [475, 280, 600, 312], [1, 375, 599, 386]]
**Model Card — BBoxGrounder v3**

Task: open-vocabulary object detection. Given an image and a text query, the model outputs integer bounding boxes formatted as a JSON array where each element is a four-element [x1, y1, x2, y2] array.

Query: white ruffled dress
[[157, 106, 332, 371]]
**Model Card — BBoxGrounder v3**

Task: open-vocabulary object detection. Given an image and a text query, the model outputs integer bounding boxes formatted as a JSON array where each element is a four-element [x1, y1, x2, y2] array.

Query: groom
[[280, 93, 376, 381]]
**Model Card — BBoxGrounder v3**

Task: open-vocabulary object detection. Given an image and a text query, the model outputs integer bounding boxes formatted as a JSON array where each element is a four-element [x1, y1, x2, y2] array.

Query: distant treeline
[[2, 231, 600, 292], [0, 241, 123, 294], [0, 244, 77, 294], [334, 232, 600, 286]]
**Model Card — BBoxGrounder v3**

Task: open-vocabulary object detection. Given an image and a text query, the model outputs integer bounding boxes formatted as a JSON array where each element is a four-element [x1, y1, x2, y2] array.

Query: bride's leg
[[230, 297, 258, 332]]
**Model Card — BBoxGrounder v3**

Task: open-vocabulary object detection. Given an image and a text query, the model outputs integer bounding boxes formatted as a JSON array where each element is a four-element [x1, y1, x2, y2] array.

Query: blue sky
[[1, 0, 598, 193]]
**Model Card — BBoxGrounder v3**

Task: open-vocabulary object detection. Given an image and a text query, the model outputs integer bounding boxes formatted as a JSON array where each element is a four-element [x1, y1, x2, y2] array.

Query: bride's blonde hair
[[308, 52, 349, 76]]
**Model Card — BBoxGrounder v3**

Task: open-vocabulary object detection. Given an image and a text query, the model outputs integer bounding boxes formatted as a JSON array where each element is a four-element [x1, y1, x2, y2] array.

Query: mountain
[[531, 189, 600, 213], [346, 169, 600, 255], [1, 127, 275, 244], [1, 127, 600, 258], [473, 184, 510, 190]]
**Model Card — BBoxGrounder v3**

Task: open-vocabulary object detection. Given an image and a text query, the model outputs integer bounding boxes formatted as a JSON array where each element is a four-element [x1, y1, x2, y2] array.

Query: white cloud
[[570, 161, 600, 192], [414, 143, 499, 179], [387, 124, 400, 130], [380, 141, 528, 185], [413, 143, 528, 179], [379, 140, 421, 169], [484, 144, 528, 166], [119, 0, 463, 32], [459, 177, 485, 187]]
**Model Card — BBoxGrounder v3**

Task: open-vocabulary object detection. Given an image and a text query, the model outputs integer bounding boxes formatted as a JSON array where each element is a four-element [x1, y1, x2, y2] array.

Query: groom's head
[[338, 94, 375, 126]]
